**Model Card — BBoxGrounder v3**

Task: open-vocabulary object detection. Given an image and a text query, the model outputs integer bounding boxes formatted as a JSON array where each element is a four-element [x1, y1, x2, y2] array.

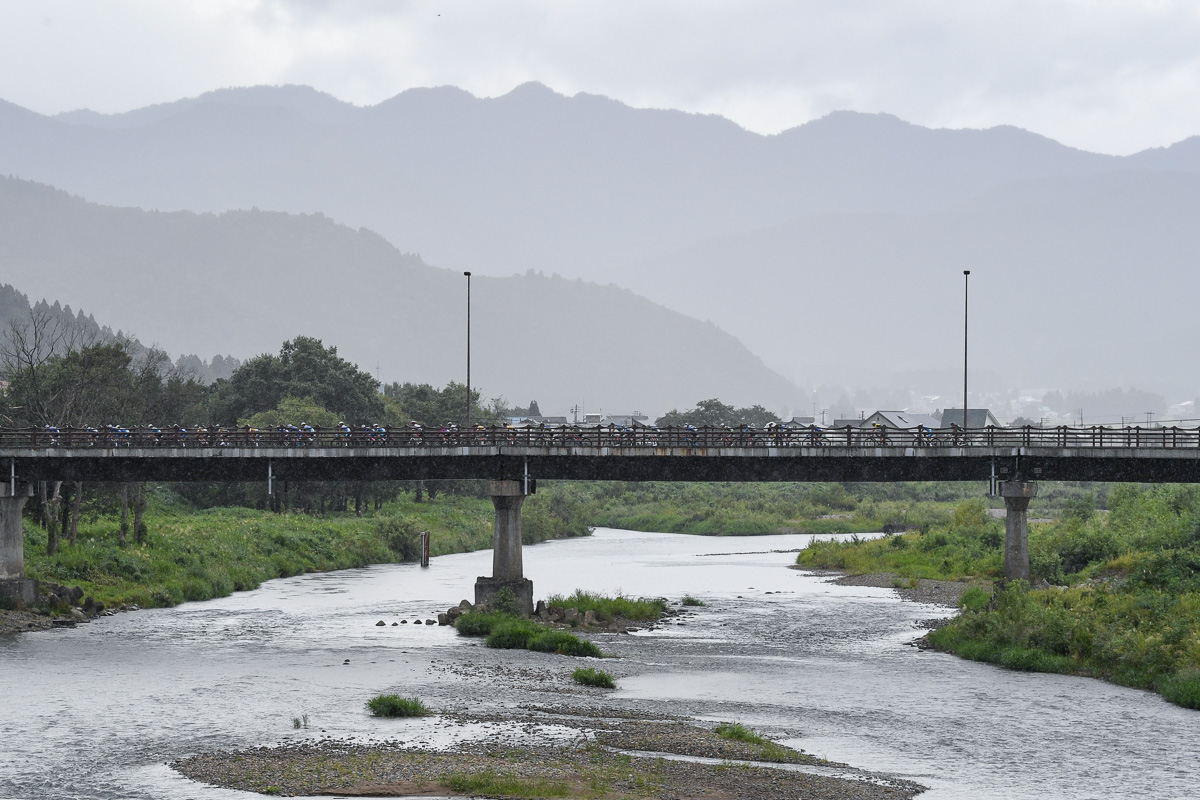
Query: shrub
[[485, 619, 543, 649], [529, 630, 602, 657], [1159, 669, 1200, 710], [959, 586, 991, 612], [375, 515, 422, 561], [454, 611, 514, 636], [572, 667, 616, 688], [546, 590, 666, 621], [681, 595, 705, 607], [366, 694, 429, 718]]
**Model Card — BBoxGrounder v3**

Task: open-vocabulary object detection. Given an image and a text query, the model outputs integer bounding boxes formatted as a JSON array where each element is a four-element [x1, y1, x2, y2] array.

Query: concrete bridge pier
[[1, 481, 36, 606], [1000, 481, 1037, 581], [474, 480, 534, 616]]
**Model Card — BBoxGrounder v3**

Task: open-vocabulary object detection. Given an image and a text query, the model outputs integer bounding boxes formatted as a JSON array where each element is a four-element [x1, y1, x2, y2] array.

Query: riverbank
[[821, 570, 980, 608], [796, 489, 1200, 710], [9, 492, 589, 620]]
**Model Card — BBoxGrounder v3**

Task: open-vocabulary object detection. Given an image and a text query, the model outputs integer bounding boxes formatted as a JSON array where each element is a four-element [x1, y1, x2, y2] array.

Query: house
[[937, 409, 1001, 428], [832, 418, 866, 428], [599, 415, 650, 427], [509, 415, 569, 427], [860, 411, 942, 430], [782, 416, 816, 429]]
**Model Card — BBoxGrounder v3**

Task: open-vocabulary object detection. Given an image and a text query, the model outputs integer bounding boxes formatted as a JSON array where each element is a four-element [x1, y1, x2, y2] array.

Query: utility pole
[[464, 271, 472, 431], [963, 270, 970, 430]]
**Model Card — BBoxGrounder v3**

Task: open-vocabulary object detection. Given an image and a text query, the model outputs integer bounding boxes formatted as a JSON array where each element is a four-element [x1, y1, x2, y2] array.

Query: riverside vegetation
[[13, 478, 1097, 615], [798, 486, 1200, 709], [14, 487, 591, 612]]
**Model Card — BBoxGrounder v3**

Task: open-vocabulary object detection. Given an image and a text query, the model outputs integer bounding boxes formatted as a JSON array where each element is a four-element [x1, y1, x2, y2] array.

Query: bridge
[[4, 423, 1199, 611]]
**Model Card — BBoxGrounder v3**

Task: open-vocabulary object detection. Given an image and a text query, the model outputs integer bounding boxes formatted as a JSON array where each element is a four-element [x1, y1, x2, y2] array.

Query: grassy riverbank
[[18, 488, 590, 611], [798, 487, 1200, 709], [555, 481, 966, 535]]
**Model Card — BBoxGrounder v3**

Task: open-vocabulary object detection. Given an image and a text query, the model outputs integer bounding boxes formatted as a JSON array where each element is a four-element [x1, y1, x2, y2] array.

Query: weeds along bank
[[17, 487, 592, 611], [572, 480, 1098, 536], [799, 486, 1200, 710], [14, 478, 1101, 614]]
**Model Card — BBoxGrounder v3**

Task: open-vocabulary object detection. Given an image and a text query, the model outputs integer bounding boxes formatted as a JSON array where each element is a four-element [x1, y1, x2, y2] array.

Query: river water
[[1, 528, 1197, 799]]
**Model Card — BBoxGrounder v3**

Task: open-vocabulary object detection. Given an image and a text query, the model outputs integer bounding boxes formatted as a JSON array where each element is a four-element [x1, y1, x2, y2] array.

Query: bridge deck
[[4, 444, 1200, 483]]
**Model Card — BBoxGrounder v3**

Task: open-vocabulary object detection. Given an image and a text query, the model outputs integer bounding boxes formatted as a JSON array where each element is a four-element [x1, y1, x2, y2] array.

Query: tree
[[241, 396, 340, 429], [209, 336, 383, 425], [655, 398, 780, 428], [383, 381, 494, 427], [2, 314, 206, 553]]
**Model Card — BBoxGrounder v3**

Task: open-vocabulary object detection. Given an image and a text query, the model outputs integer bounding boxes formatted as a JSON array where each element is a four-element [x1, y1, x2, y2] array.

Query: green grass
[[365, 695, 430, 718], [712, 722, 800, 763], [959, 586, 991, 612], [485, 619, 544, 649], [681, 595, 706, 607], [1159, 669, 1200, 710], [20, 489, 592, 612], [454, 610, 516, 636], [443, 770, 570, 798], [456, 611, 605, 657], [531, 630, 603, 657], [714, 722, 766, 744], [545, 590, 667, 622], [572, 667, 616, 688]]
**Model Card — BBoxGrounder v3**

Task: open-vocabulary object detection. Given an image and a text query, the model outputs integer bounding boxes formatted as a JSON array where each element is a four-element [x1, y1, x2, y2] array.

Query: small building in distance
[[861, 411, 942, 430], [832, 418, 866, 428], [508, 415, 569, 426], [782, 416, 816, 429], [599, 414, 651, 427], [936, 408, 1002, 428]]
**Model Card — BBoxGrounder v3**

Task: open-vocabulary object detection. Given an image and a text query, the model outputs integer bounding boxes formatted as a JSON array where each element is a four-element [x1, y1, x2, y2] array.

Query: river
[[1, 528, 1196, 799]]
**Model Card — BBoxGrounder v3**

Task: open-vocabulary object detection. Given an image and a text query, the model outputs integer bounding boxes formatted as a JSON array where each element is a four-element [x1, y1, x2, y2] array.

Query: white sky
[[2, 0, 1199, 155]]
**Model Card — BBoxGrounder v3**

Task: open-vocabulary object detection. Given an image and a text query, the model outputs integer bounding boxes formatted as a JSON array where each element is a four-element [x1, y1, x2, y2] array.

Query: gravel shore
[[797, 569, 989, 609], [172, 599, 930, 799], [174, 708, 924, 799]]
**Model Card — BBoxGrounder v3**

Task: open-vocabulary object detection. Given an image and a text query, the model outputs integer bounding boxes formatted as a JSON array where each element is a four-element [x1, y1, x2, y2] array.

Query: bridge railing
[[2, 424, 1199, 450]]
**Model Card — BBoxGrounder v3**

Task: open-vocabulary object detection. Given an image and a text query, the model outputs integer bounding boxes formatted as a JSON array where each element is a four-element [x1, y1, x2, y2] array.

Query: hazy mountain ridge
[[617, 169, 1200, 398], [0, 82, 1163, 281], [0, 176, 798, 415], [5, 83, 1199, 406]]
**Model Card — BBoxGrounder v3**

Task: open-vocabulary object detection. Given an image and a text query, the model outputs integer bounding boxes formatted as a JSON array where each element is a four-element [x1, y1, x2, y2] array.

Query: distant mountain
[[0, 177, 798, 415], [617, 170, 1200, 398], [0, 83, 1129, 280], [4, 84, 1199, 402]]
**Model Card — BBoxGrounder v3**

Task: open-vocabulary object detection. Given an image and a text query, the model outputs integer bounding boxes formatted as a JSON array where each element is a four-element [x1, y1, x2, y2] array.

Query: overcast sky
[[2, 1, 1198, 155]]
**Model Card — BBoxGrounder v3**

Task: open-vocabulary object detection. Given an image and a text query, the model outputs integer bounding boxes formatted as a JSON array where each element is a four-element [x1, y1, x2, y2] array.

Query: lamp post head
[[964, 270, 970, 276], [464, 271, 471, 277]]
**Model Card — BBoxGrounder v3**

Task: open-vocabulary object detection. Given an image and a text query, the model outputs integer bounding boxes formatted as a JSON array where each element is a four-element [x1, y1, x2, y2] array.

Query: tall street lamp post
[[963, 270, 970, 430], [464, 271, 472, 432]]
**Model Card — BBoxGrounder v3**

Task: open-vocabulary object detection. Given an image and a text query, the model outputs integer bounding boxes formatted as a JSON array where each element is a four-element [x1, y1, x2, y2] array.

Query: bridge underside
[[6, 446, 1200, 484]]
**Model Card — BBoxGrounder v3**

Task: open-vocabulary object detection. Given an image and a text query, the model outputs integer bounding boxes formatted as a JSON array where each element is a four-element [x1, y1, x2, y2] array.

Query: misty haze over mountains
[[2, 83, 1199, 416], [0, 177, 795, 416]]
